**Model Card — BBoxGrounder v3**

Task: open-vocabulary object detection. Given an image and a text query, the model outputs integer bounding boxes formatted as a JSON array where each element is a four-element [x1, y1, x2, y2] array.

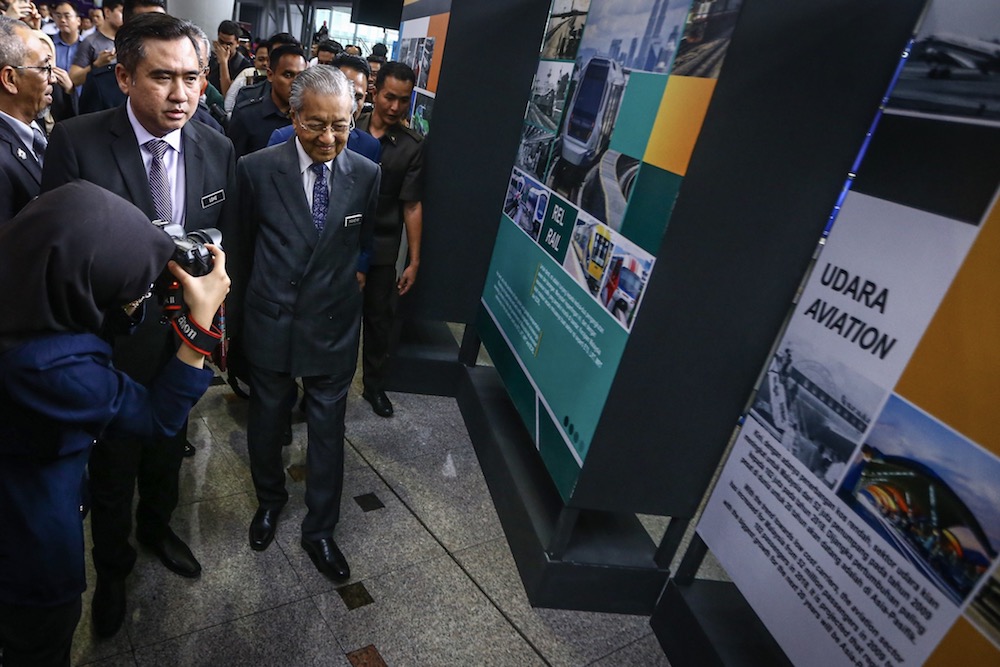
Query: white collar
[[126, 99, 183, 153], [295, 136, 334, 175]]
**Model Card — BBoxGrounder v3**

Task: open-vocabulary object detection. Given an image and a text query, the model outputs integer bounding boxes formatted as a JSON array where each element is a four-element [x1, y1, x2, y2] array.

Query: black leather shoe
[[137, 528, 201, 578], [249, 507, 281, 551], [301, 537, 350, 581], [92, 576, 126, 639], [362, 389, 393, 417], [182, 440, 196, 457]]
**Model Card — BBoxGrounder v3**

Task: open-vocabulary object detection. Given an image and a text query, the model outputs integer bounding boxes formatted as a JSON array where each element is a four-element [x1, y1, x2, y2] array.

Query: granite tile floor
[[67, 377, 672, 666]]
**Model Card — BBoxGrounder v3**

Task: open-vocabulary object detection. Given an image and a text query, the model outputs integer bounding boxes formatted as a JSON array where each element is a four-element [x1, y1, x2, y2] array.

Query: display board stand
[[384, 0, 927, 617], [458, 364, 670, 613], [649, 536, 792, 666], [383, 319, 465, 397], [652, 578, 792, 667]]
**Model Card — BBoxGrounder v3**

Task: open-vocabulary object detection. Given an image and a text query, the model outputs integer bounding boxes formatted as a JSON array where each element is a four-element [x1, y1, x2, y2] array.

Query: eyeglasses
[[14, 64, 54, 78], [297, 118, 354, 135]]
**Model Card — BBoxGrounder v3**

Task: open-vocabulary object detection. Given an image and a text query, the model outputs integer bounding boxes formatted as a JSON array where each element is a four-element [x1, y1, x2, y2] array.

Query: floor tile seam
[[125, 593, 318, 654], [342, 442, 503, 550], [348, 444, 554, 667], [77, 648, 138, 667], [344, 441, 444, 466], [172, 487, 256, 511], [199, 419, 250, 443], [344, 439, 482, 479], [343, 418, 471, 446], [580, 631, 659, 666], [304, 593, 355, 656]]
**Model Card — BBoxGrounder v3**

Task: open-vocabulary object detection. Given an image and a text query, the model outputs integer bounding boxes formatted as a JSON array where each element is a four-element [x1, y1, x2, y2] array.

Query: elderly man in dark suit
[[40, 13, 237, 639], [232, 64, 379, 580], [0, 16, 54, 222]]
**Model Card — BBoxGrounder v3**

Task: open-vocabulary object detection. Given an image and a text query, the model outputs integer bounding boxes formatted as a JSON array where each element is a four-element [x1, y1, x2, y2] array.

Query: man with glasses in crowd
[[267, 54, 381, 164], [232, 65, 380, 582], [50, 2, 79, 77], [0, 14, 53, 222]]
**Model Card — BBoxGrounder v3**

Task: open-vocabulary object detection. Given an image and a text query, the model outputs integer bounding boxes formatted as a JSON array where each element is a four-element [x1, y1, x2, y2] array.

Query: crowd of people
[[0, 2, 424, 665]]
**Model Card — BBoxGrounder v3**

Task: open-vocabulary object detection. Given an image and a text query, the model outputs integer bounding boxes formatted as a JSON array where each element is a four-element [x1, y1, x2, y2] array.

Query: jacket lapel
[[181, 123, 204, 230], [302, 150, 358, 274], [322, 150, 357, 236], [0, 118, 41, 184], [109, 107, 156, 217], [271, 140, 318, 249]]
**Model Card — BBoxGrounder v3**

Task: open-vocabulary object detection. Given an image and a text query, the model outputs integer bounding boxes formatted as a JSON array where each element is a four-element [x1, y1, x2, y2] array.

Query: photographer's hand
[[169, 244, 231, 368]]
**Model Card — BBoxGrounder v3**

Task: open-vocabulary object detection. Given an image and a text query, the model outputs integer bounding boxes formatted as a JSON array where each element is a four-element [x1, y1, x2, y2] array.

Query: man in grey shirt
[[69, 0, 122, 88]]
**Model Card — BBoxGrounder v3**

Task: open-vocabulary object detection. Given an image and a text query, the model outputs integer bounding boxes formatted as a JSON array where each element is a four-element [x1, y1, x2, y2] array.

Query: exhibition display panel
[[692, 1, 1000, 663]]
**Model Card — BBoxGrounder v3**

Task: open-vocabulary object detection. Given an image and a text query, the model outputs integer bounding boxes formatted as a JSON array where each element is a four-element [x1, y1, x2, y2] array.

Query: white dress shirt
[[127, 100, 187, 225]]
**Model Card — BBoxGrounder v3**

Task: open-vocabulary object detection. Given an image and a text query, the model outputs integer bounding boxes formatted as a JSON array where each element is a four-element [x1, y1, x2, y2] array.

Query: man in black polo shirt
[[355, 61, 423, 417], [227, 43, 306, 158]]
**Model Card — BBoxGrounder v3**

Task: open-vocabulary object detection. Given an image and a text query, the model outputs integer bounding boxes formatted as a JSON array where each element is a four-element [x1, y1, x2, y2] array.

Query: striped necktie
[[31, 124, 46, 168], [144, 139, 172, 222]]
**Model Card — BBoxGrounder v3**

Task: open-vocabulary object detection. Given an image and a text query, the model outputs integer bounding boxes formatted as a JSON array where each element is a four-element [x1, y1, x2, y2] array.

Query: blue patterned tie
[[144, 139, 172, 222], [310, 162, 329, 234], [31, 124, 46, 168]]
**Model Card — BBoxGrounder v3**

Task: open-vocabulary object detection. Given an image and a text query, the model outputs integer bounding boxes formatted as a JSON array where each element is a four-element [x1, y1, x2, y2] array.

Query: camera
[[152, 221, 223, 320], [153, 220, 221, 276]]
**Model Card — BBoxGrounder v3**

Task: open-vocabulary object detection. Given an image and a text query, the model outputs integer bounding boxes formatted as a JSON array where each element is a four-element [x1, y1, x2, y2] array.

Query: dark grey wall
[[403, 0, 552, 323]]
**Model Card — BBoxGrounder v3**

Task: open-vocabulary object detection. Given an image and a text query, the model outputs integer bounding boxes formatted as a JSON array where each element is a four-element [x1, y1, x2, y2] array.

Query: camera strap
[[172, 310, 223, 356]]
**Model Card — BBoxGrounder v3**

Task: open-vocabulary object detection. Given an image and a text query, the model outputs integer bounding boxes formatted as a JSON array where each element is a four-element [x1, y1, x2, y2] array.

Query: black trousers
[[247, 365, 352, 540], [0, 597, 81, 667], [361, 264, 399, 392], [88, 427, 186, 578], [90, 315, 184, 579]]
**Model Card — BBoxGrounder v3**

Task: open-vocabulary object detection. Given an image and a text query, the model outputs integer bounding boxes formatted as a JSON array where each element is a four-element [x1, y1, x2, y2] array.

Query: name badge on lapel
[[201, 189, 225, 209], [344, 214, 363, 227]]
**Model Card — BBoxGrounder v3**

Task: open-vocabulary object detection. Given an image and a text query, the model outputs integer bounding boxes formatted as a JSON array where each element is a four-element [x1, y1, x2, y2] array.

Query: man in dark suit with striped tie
[[230, 65, 379, 580], [0, 16, 55, 222], [40, 13, 237, 639]]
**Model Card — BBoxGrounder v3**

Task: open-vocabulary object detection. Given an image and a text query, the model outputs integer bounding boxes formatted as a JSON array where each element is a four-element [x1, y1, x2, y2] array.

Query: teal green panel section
[[480, 216, 629, 462], [609, 72, 669, 160], [537, 192, 576, 263], [477, 306, 537, 434], [539, 408, 580, 502], [619, 163, 683, 255]]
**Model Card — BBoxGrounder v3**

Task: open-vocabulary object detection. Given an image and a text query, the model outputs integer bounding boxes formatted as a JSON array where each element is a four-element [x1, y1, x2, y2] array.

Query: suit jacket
[[0, 117, 42, 223], [40, 106, 238, 382], [235, 141, 380, 378]]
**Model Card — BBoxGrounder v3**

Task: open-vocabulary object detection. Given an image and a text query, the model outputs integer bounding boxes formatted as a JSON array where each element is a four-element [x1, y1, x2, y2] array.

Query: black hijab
[[0, 181, 175, 346]]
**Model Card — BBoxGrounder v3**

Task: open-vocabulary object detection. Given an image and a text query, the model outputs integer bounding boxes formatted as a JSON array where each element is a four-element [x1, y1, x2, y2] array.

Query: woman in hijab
[[0, 181, 230, 667]]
